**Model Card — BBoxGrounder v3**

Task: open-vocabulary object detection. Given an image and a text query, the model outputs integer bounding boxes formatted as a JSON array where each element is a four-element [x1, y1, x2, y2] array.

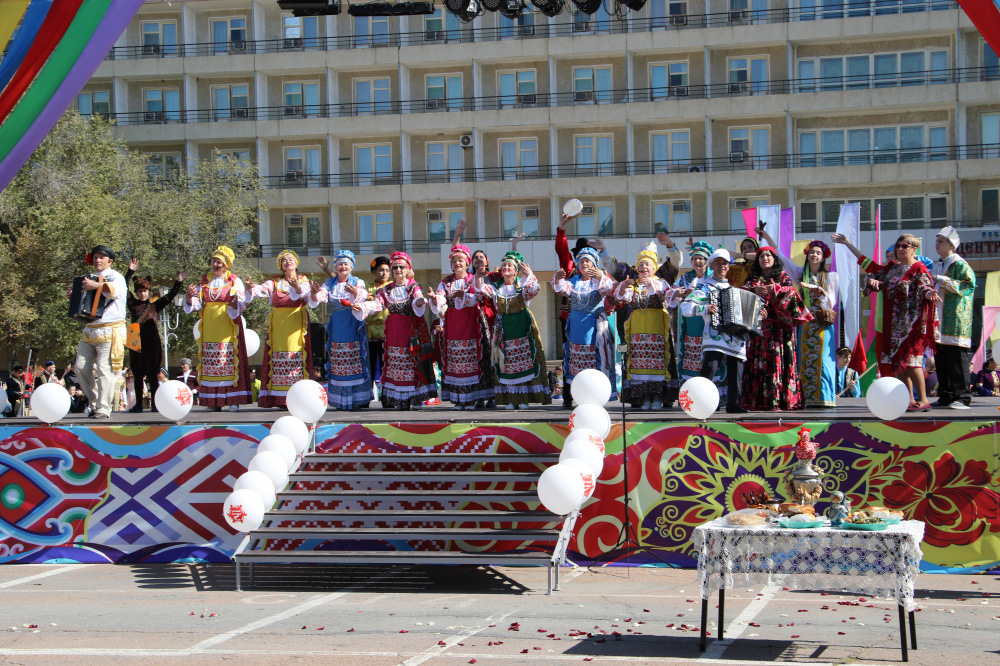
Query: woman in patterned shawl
[[183, 245, 252, 411], [475, 250, 551, 409], [245, 250, 322, 408], [741, 246, 814, 411], [673, 241, 728, 398]]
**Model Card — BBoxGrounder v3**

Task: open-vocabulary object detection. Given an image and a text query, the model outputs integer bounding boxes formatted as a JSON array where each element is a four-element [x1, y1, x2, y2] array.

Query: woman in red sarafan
[[740, 246, 814, 411]]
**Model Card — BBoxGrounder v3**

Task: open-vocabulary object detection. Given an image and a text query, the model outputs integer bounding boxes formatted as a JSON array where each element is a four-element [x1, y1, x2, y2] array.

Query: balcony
[[105, 1, 958, 60]]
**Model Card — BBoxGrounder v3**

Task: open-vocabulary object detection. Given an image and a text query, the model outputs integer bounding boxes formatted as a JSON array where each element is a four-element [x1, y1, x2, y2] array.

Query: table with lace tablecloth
[[692, 519, 925, 661]]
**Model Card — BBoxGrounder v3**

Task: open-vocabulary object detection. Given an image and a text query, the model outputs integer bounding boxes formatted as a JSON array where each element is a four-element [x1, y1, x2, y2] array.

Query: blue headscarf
[[575, 246, 600, 267], [334, 249, 355, 267], [917, 255, 933, 272], [690, 241, 714, 259]]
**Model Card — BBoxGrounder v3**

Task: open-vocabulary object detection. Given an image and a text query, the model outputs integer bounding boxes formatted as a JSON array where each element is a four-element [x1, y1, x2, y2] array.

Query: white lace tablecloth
[[693, 520, 925, 611]]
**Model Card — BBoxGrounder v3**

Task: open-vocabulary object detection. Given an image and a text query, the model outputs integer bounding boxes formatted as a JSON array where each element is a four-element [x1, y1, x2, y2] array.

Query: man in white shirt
[[71, 245, 127, 419]]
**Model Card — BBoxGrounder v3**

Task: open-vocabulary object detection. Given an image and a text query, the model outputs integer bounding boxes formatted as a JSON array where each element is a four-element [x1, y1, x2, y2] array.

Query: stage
[[2, 398, 999, 574]]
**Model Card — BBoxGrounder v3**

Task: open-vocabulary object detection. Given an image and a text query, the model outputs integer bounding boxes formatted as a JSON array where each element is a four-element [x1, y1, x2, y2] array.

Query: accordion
[[68, 275, 108, 323], [710, 286, 763, 339]]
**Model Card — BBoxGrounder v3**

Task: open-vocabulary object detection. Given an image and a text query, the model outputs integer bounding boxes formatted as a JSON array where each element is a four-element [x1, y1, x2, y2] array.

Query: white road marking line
[[699, 584, 779, 661], [398, 607, 519, 666], [0, 564, 90, 589]]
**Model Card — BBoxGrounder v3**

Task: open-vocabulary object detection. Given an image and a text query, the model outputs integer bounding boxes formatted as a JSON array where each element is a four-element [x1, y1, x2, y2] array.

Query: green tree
[[0, 111, 271, 366]]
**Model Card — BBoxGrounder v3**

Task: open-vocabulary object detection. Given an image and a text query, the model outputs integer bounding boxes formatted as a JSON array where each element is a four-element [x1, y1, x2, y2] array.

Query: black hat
[[371, 256, 390, 274], [573, 238, 591, 255], [86, 245, 116, 264]]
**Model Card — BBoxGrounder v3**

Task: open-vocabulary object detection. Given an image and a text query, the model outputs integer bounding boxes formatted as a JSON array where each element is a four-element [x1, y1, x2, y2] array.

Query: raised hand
[[317, 256, 329, 269], [344, 282, 359, 297], [129, 257, 139, 271], [553, 269, 566, 282], [177, 269, 188, 281], [656, 231, 674, 248], [519, 261, 531, 277], [185, 282, 198, 303], [558, 213, 571, 230]]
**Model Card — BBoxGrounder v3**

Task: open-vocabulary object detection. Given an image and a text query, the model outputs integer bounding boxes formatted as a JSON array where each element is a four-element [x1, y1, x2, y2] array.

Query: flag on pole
[[848, 330, 868, 375], [779, 207, 796, 258], [741, 208, 758, 239], [835, 203, 861, 345], [864, 204, 881, 349], [758, 204, 781, 252]]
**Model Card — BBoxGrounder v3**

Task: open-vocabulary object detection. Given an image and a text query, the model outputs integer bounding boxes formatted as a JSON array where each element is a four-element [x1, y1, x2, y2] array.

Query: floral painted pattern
[[629, 334, 666, 371], [201, 342, 235, 378], [567, 343, 597, 378], [269, 352, 304, 388]]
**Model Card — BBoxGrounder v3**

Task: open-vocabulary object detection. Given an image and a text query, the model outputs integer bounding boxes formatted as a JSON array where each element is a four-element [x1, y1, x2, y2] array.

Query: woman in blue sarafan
[[321, 249, 375, 410], [551, 245, 618, 409]]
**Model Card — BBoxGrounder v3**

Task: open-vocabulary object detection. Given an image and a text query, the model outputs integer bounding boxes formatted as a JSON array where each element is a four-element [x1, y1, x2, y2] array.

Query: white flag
[[757, 205, 781, 252], [835, 203, 861, 344]]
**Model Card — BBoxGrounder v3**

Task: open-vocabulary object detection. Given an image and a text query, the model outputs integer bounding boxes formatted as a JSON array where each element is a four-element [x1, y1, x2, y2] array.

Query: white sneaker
[[229, 405, 239, 412], [651, 397, 663, 410], [641, 397, 652, 410], [505, 404, 515, 410], [949, 401, 970, 410]]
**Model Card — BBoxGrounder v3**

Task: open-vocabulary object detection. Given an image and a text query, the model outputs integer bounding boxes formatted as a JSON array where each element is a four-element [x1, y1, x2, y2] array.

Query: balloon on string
[[257, 434, 296, 471], [537, 463, 586, 515], [560, 457, 596, 500], [865, 377, 910, 421], [29, 383, 71, 424], [570, 368, 612, 406], [244, 329, 261, 356], [271, 415, 311, 455], [222, 488, 265, 532], [193, 319, 201, 341], [249, 450, 289, 490], [286, 379, 328, 423], [233, 470, 276, 508], [154, 380, 195, 422], [678, 377, 720, 420], [560, 437, 605, 477], [564, 426, 606, 457], [569, 404, 611, 439]]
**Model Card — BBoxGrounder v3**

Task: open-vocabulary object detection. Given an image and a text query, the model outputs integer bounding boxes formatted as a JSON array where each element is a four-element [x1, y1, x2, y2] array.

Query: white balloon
[[223, 488, 265, 532], [0, 387, 8, 415], [286, 379, 328, 423], [271, 416, 311, 455], [193, 319, 201, 340], [233, 470, 276, 508], [571, 368, 612, 406], [560, 457, 596, 500], [564, 427, 606, 457], [537, 464, 586, 515], [866, 377, 911, 421], [154, 380, 195, 421], [29, 383, 71, 424], [249, 450, 289, 490], [560, 437, 605, 477], [678, 377, 720, 420], [245, 329, 261, 357], [258, 434, 296, 471], [569, 405, 611, 439]]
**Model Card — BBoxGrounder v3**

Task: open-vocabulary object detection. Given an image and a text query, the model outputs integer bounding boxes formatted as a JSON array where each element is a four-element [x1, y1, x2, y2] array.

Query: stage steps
[[234, 451, 577, 593]]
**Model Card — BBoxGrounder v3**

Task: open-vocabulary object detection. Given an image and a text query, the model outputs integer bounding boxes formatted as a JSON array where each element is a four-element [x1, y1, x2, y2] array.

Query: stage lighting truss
[[530, 0, 564, 17], [570, 0, 604, 16], [482, 0, 503, 11], [498, 0, 525, 19], [277, 0, 342, 16], [445, 0, 484, 22]]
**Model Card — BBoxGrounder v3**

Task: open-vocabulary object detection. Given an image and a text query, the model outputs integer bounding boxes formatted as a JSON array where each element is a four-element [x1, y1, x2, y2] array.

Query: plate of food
[[722, 510, 769, 527], [839, 521, 889, 531], [839, 511, 890, 530], [563, 198, 584, 218], [778, 517, 825, 529]]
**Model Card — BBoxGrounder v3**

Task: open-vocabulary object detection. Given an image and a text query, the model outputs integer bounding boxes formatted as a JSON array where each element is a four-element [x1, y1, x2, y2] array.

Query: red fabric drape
[[958, 0, 1000, 59]]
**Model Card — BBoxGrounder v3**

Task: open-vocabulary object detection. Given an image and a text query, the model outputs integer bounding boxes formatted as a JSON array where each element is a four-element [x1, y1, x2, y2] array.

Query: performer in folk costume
[[932, 226, 976, 409], [475, 251, 551, 409], [741, 246, 814, 411], [365, 256, 391, 397], [184, 245, 252, 411], [725, 237, 759, 289], [317, 250, 376, 410], [430, 244, 496, 410], [373, 252, 438, 409], [835, 346, 862, 398], [552, 245, 618, 408], [613, 242, 687, 410], [759, 230, 840, 408], [673, 241, 729, 398], [123, 258, 187, 412], [834, 233, 940, 411], [71, 245, 128, 419], [244, 250, 322, 408], [681, 249, 748, 413]]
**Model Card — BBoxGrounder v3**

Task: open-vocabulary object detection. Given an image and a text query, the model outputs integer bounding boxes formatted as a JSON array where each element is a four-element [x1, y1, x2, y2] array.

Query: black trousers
[[935, 343, 972, 406], [700, 351, 743, 409], [129, 340, 162, 409]]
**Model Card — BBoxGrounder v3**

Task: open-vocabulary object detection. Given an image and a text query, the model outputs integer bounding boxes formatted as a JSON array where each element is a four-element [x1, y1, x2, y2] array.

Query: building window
[[425, 8, 460, 38], [651, 130, 690, 172], [426, 74, 462, 109], [574, 2, 611, 33], [575, 203, 613, 237], [212, 84, 249, 121], [212, 17, 247, 53], [983, 189, 999, 223], [799, 124, 948, 165], [284, 146, 321, 186], [728, 57, 767, 92], [143, 88, 180, 122], [653, 200, 692, 234], [501, 206, 540, 239], [286, 213, 321, 247], [282, 15, 319, 48], [729, 197, 769, 231], [215, 149, 251, 177], [428, 209, 464, 242], [499, 138, 538, 179], [77, 91, 110, 117], [573, 66, 612, 103], [983, 113, 1000, 158], [354, 15, 389, 47], [650, 0, 689, 27], [427, 142, 464, 182], [141, 21, 178, 56], [574, 134, 613, 176], [283, 82, 321, 117], [499, 12, 534, 39], [650, 62, 688, 99], [145, 152, 182, 181], [358, 211, 393, 252], [984, 43, 999, 81], [498, 69, 535, 107], [729, 126, 769, 160], [355, 144, 392, 185], [353, 77, 390, 115], [800, 195, 948, 232]]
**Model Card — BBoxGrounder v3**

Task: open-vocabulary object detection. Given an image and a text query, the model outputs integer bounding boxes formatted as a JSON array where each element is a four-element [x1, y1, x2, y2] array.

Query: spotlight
[[276, 0, 341, 15], [482, 0, 502, 11], [530, 0, 564, 17], [571, 0, 603, 14], [347, 1, 435, 14], [445, 0, 484, 22], [618, 0, 645, 9], [499, 0, 523, 18]]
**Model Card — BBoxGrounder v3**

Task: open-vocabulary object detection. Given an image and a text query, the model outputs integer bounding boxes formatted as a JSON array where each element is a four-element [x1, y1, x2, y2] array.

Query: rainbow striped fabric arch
[[0, 0, 143, 192]]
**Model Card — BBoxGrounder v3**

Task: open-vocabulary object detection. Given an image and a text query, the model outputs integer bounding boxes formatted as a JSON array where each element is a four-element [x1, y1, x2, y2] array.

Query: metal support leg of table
[[700, 596, 709, 652], [908, 609, 917, 650], [897, 604, 909, 662], [718, 588, 725, 640]]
